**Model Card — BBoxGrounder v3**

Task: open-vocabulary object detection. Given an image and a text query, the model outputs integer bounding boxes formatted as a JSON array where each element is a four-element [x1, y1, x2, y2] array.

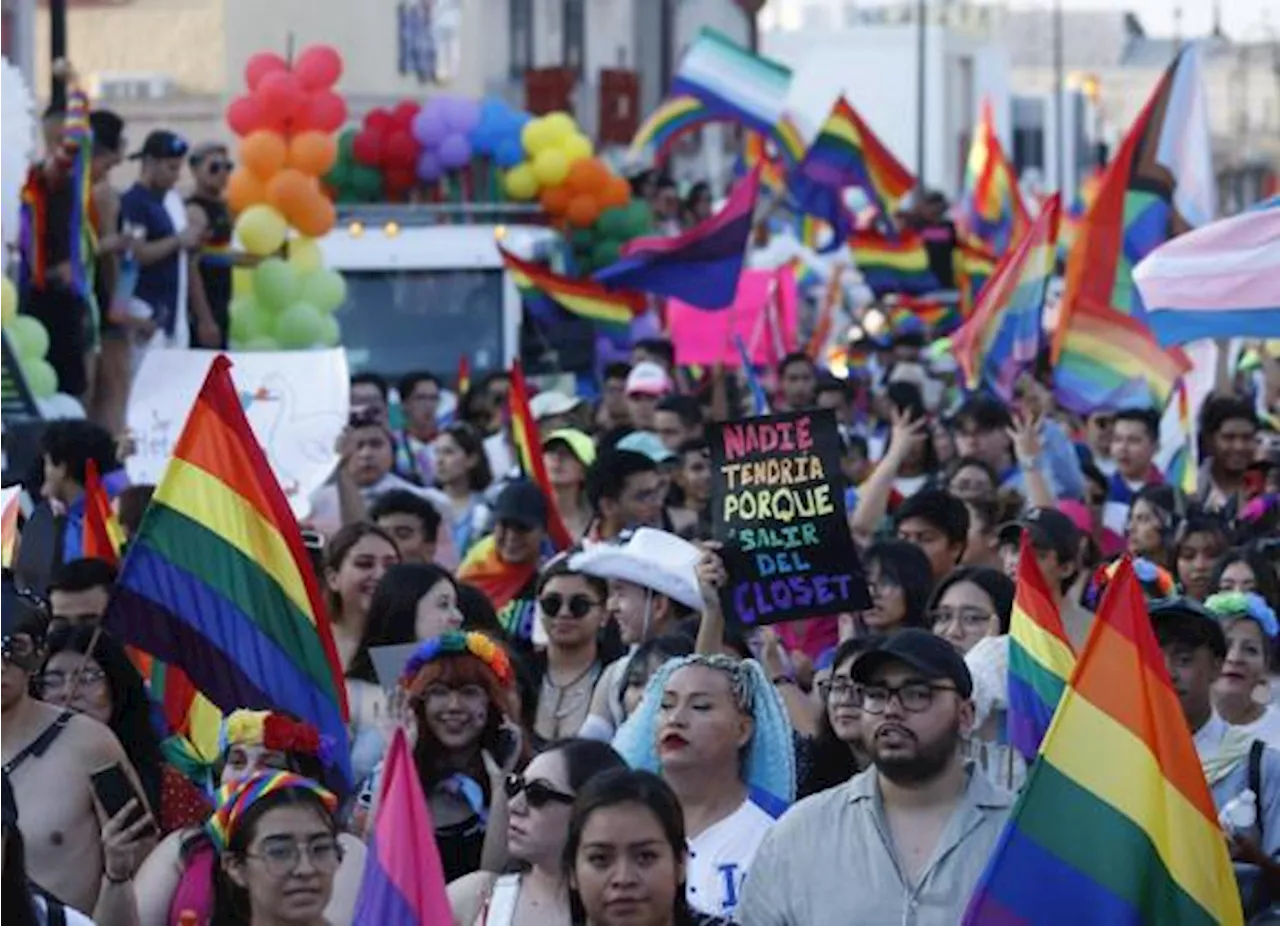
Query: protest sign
[[709, 408, 871, 626], [126, 349, 349, 519], [667, 266, 798, 366]]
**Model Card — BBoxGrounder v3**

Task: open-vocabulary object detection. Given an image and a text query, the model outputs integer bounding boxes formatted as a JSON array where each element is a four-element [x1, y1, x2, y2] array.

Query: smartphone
[[300, 529, 326, 583], [90, 763, 153, 834], [492, 726, 520, 770]]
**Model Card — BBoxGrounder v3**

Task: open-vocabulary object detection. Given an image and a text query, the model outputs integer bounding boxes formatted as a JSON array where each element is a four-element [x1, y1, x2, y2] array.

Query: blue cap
[[617, 431, 677, 464]]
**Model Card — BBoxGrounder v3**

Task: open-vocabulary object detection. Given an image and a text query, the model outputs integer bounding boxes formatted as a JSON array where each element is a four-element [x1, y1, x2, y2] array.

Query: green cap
[[543, 428, 596, 467]]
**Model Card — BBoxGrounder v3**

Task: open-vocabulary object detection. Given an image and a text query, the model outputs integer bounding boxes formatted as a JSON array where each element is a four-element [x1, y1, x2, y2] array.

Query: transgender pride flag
[[1135, 196, 1280, 347], [353, 728, 452, 925]]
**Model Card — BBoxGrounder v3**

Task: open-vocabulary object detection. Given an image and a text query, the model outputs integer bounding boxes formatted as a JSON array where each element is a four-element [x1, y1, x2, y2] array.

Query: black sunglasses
[[207, 159, 234, 174], [504, 774, 575, 809], [539, 593, 598, 619]]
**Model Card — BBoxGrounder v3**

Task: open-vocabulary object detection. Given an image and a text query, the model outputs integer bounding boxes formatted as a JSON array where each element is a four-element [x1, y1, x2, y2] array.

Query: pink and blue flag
[[594, 168, 761, 310], [952, 195, 1060, 402], [1134, 195, 1280, 347], [353, 728, 452, 926]]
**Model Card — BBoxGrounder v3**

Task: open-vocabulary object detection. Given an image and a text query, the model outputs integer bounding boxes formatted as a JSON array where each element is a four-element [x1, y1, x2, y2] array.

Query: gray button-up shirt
[[738, 763, 1013, 926]]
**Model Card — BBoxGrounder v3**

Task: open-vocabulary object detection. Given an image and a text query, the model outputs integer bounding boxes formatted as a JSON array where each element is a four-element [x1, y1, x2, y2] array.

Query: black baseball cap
[[997, 507, 1081, 563], [1149, 595, 1227, 659], [850, 628, 973, 698], [493, 479, 548, 531], [129, 129, 189, 161]]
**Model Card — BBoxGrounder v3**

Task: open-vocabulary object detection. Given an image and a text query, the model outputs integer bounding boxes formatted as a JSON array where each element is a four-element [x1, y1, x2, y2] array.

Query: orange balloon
[[239, 130, 288, 180], [290, 190, 337, 238], [540, 184, 572, 216], [265, 168, 317, 223], [566, 194, 601, 229], [287, 131, 339, 177], [599, 175, 630, 209], [226, 167, 267, 214], [565, 158, 610, 197]]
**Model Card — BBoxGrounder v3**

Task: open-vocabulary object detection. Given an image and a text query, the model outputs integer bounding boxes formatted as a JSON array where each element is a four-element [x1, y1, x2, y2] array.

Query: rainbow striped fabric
[[1005, 532, 1076, 763], [629, 95, 712, 160], [952, 195, 1060, 402], [82, 460, 125, 565], [0, 489, 19, 569], [456, 355, 471, 397], [500, 247, 645, 341], [734, 334, 770, 415], [788, 97, 915, 248], [353, 729, 453, 925], [848, 229, 939, 297], [508, 361, 572, 551], [740, 113, 806, 192], [1053, 47, 1208, 414], [103, 355, 351, 786], [1164, 380, 1198, 496], [1058, 171, 1103, 261], [958, 99, 1029, 256], [966, 558, 1243, 925], [671, 28, 793, 136], [955, 233, 999, 317]]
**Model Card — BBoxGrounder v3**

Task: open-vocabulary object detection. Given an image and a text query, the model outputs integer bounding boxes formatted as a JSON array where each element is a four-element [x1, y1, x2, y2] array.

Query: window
[[563, 0, 585, 76], [509, 0, 533, 80], [1012, 97, 1045, 174]]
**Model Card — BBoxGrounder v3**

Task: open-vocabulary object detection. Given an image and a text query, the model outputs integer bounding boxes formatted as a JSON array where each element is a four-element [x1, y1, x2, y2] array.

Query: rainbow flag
[[508, 361, 572, 551], [1, 488, 21, 569], [738, 114, 804, 193], [789, 97, 915, 250], [82, 460, 126, 565], [594, 167, 761, 310], [958, 98, 1030, 256], [500, 247, 646, 341], [1164, 380, 1198, 496], [103, 355, 351, 787], [953, 195, 1060, 402], [456, 355, 471, 397], [1005, 533, 1076, 763], [1052, 47, 1210, 414], [955, 233, 999, 317], [848, 229, 939, 297], [1058, 171, 1103, 261], [629, 95, 712, 160], [965, 558, 1243, 925], [353, 728, 452, 925], [671, 28, 793, 136]]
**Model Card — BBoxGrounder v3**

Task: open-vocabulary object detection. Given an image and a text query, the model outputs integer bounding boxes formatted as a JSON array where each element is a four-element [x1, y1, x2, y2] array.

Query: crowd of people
[[3, 320, 1279, 925]]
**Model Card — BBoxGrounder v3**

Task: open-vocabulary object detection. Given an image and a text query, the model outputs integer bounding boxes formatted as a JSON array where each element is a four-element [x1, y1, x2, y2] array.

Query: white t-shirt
[[34, 895, 96, 926], [1236, 706, 1280, 749], [686, 797, 778, 920]]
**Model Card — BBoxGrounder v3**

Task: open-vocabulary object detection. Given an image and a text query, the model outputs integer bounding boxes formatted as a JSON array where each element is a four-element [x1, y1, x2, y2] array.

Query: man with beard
[[738, 630, 1012, 926]]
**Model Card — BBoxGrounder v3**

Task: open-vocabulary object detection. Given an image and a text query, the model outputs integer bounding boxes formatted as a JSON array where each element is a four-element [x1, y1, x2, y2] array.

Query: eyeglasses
[[539, 593, 599, 619], [929, 608, 996, 631], [244, 835, 343, 877], [504, 773, 575, 809], [207, 159, 234, 174], [860, 681, 958, 714], [818, 678, 862, 703], [37, 667, 108, 694]]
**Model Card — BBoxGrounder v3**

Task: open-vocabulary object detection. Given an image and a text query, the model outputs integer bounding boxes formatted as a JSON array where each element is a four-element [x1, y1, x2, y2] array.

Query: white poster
[[126, 349, 349, 518]]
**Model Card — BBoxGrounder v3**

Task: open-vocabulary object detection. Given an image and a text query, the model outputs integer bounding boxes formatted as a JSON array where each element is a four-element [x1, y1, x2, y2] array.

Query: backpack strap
[[3, 711, 74, 777], [45, 896, 67, 926], [1250, 739, 1267, 841]]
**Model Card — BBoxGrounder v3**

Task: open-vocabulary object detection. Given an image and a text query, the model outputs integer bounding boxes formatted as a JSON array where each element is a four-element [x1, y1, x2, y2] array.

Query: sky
[[1013, 0, 1278, 41]]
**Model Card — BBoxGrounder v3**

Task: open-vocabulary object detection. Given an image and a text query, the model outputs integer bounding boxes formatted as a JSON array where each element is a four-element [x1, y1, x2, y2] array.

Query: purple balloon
[[438, 134, 472, 169], [445, 99, 481, 134], [411, 107, 448, 148], [416, 150, 443, 182]]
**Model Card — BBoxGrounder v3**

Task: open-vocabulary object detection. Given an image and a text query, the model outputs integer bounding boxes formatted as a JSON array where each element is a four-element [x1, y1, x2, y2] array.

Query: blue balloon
[[494, 136, 524, 168]]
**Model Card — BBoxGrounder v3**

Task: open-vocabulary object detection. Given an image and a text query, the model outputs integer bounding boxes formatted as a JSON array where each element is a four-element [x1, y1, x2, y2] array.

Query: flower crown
[[1085, 556, 1176, 610], [1205, 591, 1280, 640], [205, 771, 336, 853], [221, 710, 337, 768], [400, 631, 514, 689]]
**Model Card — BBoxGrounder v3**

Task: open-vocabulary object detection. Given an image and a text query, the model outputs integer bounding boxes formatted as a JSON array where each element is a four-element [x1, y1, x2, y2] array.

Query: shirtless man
[[2, 591, 153, 913]]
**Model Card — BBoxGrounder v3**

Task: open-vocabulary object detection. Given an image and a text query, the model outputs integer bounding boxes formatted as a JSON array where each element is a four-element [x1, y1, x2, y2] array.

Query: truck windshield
[[335, 269, 504, 377]]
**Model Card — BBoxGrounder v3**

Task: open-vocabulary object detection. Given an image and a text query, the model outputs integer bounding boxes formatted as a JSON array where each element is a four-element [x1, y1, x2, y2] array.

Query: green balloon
[[243, 335, 280, 351], [325, 160, 352, 190], [596, 206, 629, 239], [228, 296, 270, 343], [7, 315, 50, 361], [253, 259, 300, 312], [592, 241, 621, 267], [274, 301, 327, 349], [299, 268, 348, 314], [624, 200, 652, 238], [570, 228, 595, 250], [349, 165, 383, 201], [338, 128, 358, 160], [23, 357, 58, 397], [317, 314, 341, 347]]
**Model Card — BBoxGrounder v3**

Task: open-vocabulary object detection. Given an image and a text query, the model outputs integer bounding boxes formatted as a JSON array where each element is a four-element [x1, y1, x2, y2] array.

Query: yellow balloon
[[0, 276, 17, 328], [561, 133, 593, 163], [235, 204, 288, 257], [521, 118, 556, 156], [532, 149, 569, 186], [289, 237, 324, 272], [541, 111, 577, 143], [504, 164, 540, 201]]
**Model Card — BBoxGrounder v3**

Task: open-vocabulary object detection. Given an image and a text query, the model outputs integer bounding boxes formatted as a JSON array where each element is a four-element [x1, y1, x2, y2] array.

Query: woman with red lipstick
[[1208, 591, 1280, 745], [565, 769, 732, 926], [447, 738, 626, 925]]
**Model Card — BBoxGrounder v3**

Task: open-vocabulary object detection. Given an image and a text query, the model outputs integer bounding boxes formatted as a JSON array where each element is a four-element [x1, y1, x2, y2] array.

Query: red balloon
[[244, 52, 287, 91], [384, 166, 417, 191], [256, 71, 306, 123], [364, 108, 395, 135], [293, 44, 343, 92], [226, 94, 267, 136], [298, 90, 347, 133], [391, 101, 419, 129], [383, 131, 418, 170], [352, 129, 384, 167]]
